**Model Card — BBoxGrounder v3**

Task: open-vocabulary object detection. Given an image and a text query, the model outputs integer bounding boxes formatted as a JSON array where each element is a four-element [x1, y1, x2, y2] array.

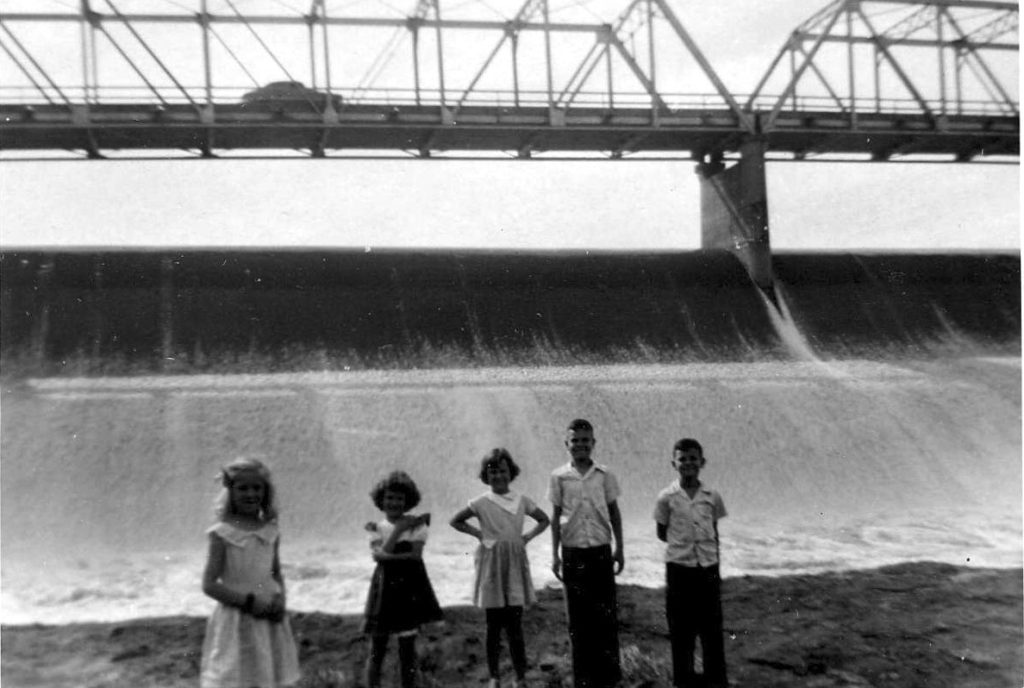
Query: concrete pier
[[697, 138, 774, 293]]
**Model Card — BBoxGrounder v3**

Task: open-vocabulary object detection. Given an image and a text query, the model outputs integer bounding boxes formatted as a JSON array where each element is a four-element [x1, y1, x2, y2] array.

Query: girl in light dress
[[200, 457, 300, 688], [362, 470, 444, 688], [450, 448, 550, 688]]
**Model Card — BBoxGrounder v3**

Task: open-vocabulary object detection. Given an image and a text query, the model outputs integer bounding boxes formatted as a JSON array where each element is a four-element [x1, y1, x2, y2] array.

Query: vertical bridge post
[[696, 137, 774, 293]]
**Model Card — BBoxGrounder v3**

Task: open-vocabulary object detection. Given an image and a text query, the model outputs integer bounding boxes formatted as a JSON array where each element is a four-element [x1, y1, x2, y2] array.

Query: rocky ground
[[3, 562, 1021, 688]]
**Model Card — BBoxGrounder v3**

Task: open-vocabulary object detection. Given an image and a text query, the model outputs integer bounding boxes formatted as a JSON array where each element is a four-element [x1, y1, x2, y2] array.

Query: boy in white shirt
[[653, 438, 728, 688], [548, 418, 624, 688]]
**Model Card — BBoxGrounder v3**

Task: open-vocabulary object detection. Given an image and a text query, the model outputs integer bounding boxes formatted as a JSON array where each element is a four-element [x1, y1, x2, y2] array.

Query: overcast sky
[[0, 0, 1018, 251]]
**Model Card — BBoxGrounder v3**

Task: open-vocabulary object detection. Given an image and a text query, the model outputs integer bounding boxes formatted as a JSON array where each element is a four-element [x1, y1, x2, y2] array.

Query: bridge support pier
[[696, 138, 774, 293]]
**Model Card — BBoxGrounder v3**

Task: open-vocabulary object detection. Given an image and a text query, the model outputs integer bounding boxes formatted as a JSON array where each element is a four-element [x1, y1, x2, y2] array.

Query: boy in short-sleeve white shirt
[[653, 438, 728, 688]]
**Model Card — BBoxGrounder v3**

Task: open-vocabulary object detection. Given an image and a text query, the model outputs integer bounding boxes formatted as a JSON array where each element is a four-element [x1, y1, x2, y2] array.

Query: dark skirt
[[362, 552, 444, 636]]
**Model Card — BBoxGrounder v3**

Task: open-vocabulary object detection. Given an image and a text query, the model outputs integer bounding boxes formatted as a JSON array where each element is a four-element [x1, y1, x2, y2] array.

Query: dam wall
[[1, 249, 1018, 372], [1, 248, 1019, 622]]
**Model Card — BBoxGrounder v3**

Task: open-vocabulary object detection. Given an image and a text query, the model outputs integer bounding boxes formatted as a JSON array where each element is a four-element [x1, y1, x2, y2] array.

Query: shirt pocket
[[693, 501, 717, 538], [559, 482, 581, 514]]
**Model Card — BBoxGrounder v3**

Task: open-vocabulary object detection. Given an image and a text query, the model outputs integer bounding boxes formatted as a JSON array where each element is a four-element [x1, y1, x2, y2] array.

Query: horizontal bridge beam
[[790, 31, 1015, 51], [0, 12, 606, 33], [793, 31, 1018, 51], [870, 0, 1017, 10], [0, 102, 1016, 160]]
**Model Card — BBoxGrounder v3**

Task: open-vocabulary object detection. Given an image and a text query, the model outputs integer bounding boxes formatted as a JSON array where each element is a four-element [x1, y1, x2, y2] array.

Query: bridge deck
[[1, 102, 1017, 160]]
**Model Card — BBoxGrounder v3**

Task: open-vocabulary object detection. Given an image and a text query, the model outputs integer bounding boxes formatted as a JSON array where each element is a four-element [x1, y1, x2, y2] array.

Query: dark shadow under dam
[[1, 248, 1019, 374]]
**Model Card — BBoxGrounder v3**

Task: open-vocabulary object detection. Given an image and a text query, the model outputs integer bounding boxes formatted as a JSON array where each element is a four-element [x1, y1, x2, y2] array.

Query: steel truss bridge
[[0, 0, 1017, 161]]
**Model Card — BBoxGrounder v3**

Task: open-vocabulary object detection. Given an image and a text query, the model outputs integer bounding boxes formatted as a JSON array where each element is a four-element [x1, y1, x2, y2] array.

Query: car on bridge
[[240, 81, 343, 112]]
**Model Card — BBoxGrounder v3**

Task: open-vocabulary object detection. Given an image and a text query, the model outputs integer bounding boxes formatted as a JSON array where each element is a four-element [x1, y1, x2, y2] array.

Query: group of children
[[199, 419, 728, 688]]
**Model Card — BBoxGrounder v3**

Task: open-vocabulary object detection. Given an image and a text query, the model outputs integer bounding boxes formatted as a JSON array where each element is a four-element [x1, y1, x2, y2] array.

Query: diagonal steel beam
[[884, 5, 935, 41], [795, 41, 847, 111], [349, 0, 434, 96], [653, 0, 754, 132], [208, 25, 261, 88], [352, 25, 405, 95], [958, 49, 1016, 115], [796, 0, 844, 34], [608, 32, 667, 112], [746, 35, 795, 110], [961, 9, 1018, 43], [91, 18, 169, 105], [855, 3, 934, 118], [763, 1, 845, 130], [940, 6, 1018, 115], [223, 0, 318, 109], [453, 0, 541, 115], [556, 38, 609, 108], [557, 0, 640, 108], [0, 23, 70, 105], [0, 38, 56, 106], [104, 0, 196, 106]]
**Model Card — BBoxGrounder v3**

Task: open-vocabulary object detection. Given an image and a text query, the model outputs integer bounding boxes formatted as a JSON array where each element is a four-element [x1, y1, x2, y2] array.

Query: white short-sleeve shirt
[[547, 462, 621, 548], [653, 481, 726, 566]]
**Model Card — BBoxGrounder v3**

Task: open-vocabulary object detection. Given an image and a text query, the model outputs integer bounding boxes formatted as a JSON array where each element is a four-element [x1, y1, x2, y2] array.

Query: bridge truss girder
[[0, 0, 1017, 161], [0, 4, 749, 114], [748, 0, 1018, 160]]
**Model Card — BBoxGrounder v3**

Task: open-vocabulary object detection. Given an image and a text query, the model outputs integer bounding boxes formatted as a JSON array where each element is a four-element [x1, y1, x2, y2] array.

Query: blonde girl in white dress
[[200, 458, 300, 688], [450, 449, 550, 688]]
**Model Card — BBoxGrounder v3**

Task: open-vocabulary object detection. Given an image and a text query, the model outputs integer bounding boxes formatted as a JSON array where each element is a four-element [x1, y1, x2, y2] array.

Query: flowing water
[[1, 250, 1019, 624]]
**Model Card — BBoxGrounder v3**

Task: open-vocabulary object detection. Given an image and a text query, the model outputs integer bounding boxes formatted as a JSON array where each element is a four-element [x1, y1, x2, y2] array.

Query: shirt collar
[[670, 480, 709, 496], [485, 490, 522, 514], [555, 461, 607, 479]]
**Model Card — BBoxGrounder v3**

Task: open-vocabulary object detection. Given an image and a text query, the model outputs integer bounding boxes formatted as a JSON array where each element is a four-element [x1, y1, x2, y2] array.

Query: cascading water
[[757, 283, 821, 363], [1, 250, 1019, 624]]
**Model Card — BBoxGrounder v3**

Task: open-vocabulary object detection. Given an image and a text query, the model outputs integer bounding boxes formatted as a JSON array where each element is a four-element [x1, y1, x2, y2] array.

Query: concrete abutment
[[697, 138, 775, 297]]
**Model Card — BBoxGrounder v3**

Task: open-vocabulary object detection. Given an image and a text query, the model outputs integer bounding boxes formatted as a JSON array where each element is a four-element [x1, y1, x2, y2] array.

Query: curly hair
[[478, 448, 521, 484], [214, 457, 278, 522], [370, 470, 422, 512]]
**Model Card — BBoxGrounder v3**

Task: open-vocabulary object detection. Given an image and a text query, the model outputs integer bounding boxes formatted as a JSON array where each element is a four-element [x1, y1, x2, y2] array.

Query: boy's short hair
[[478, 448, 521, 484], [567, 418, 593, 433], [673, 438, 704, 456], [370, 470, 422, 511]]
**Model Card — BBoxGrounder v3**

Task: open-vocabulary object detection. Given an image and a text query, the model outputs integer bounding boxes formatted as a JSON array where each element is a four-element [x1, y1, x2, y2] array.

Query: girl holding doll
[[363, 470, 444, 688]]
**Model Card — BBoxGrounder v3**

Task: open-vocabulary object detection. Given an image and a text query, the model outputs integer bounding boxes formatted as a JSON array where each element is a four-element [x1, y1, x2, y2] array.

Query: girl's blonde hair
[[214, 457, 278, 522]]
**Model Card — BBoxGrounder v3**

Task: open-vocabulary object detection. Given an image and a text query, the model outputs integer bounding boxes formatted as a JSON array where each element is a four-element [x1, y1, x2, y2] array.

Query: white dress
[[200, 521, 301, 688], [468, 491, 538, 609]]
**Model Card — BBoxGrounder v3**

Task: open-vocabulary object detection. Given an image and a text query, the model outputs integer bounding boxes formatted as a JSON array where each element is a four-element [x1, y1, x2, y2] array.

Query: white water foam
[[2, 357, 1020, 624], [759, 284, 822, 363], [2, 508, 1019, 625]]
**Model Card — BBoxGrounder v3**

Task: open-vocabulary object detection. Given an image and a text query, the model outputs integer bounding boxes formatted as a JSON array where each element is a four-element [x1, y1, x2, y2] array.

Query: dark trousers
[[562, 545, 621, 688], [666, 563, 727, 688]]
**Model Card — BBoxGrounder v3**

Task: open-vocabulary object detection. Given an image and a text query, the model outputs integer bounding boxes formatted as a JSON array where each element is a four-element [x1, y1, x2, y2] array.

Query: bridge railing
[[0, 84, 1013, 118], [744, 94, 1016, 118], [0, 85, 733, 110]]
